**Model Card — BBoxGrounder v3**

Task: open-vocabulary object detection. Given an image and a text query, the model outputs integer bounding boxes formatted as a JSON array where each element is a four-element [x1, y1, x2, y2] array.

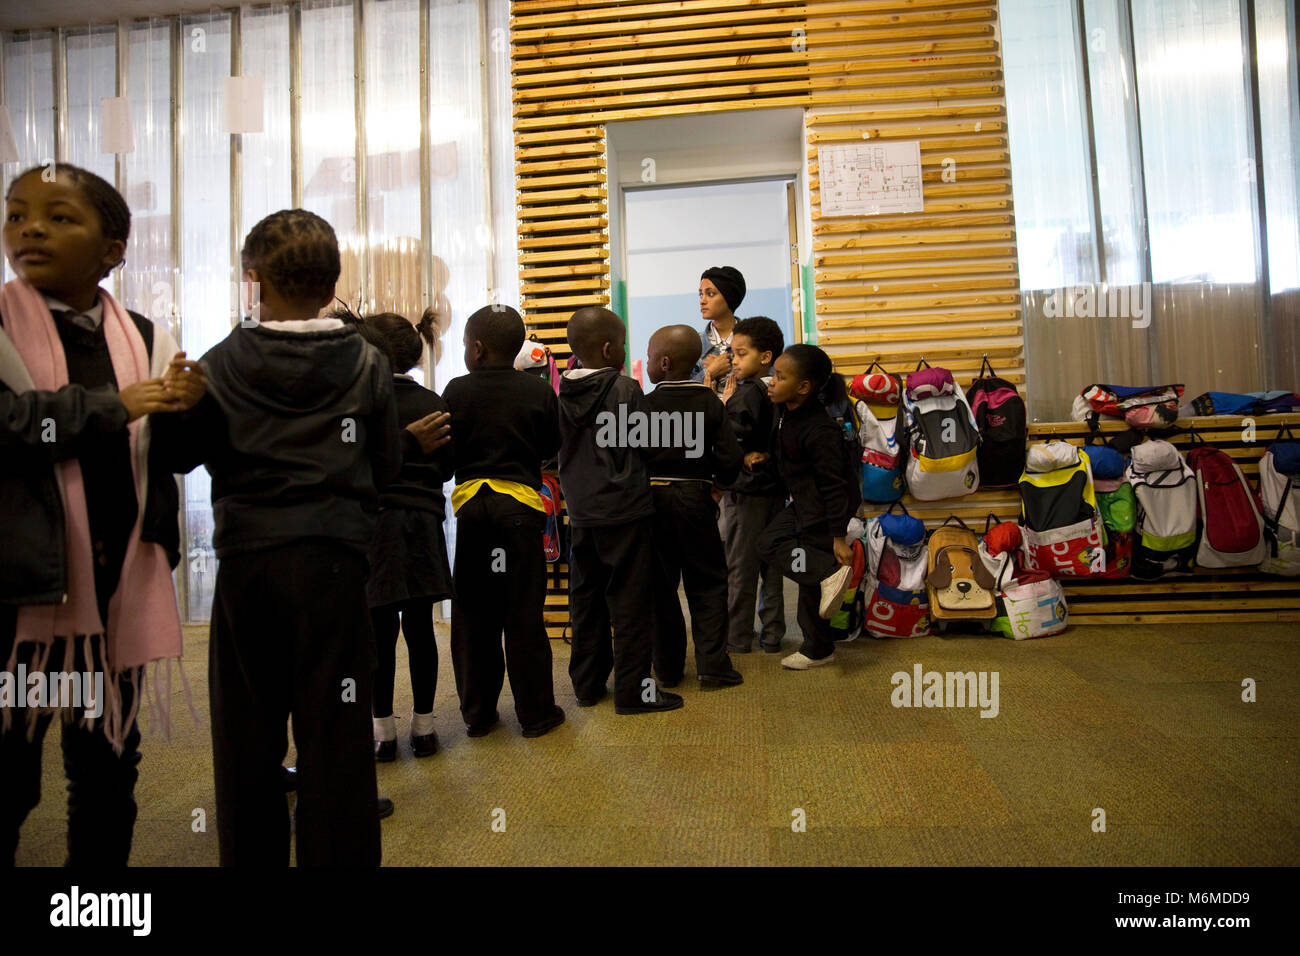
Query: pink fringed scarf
[[1, 277, 184, 751]]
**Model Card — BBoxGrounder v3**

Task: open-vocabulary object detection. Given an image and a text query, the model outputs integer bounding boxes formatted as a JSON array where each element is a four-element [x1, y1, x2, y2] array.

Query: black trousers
[[0, 606, 143, 867], [209, 540, 380, 867], [758, 506, 838, 660], [567, 518, 657, 707], [450, 492, 558, 730], [649, 483, 732, 681]]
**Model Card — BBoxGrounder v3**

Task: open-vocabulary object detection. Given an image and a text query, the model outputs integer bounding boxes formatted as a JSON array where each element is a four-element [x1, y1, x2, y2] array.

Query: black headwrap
[[701, 266, 746, 313]]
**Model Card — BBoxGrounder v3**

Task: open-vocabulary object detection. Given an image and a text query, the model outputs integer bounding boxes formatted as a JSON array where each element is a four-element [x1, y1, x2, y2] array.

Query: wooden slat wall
[[512, 0, 813, 356], [803, 0, 1022, 389]]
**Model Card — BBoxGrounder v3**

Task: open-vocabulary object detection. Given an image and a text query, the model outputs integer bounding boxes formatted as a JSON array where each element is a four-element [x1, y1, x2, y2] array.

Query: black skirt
[[366, 506, 455, 609]]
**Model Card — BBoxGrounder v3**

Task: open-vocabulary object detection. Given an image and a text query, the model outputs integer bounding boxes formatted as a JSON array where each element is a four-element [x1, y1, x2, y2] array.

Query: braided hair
[[6, 163, 131, 276], [240, 209, 340, 306]]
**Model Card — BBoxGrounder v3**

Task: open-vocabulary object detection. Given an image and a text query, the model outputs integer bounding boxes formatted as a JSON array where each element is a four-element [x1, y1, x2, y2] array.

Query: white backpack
[[1126, 439, 1198, 579], [901, 365, 981, 501], [860, 506, 931, 638], [1258, 434, 1300, 576]]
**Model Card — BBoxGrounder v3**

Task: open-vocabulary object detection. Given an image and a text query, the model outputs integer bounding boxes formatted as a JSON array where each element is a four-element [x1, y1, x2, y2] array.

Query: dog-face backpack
[[860, 502, 931, 638], [851, 362, 906, 503], [901, 362, 981, 501], [1258, 426, 1300, 576], [966, 357, 1026, 488], [926, 517, 998, 630], [1018, 441, 1107, 577], [1184, 430, 1267, 568], [1126, 439, 1198, 579]]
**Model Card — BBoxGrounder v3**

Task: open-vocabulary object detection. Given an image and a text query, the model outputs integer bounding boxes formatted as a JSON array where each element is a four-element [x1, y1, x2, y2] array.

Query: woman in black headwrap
[[694, 265, 746, 394]]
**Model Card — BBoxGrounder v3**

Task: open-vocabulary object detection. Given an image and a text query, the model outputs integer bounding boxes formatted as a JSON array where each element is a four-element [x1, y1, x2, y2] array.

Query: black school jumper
[[442, 368, 562, 733], [643, 380, 742, 682], [558, 367, 658, 708], [758, 397, 857, 661], [0, 304, 174, 867], [152, 319, 402, 867], [721, 375, 786, 651]]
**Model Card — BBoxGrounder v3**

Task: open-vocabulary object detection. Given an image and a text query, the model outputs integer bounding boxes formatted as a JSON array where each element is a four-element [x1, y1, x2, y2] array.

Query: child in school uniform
[[560, 306, 681, 714], [717, 316, 787, 654], [151, 209, 447, 866], [345, 309, 455, 760], [643, 324, 744, 688], [758, 344, 861, 670], [442, 305, 566, 739], [0, 163, 199, 866]]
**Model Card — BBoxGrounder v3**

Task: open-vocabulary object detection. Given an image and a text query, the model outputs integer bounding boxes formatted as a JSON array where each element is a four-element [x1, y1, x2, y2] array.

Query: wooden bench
[[543, 412, 1300, 635]]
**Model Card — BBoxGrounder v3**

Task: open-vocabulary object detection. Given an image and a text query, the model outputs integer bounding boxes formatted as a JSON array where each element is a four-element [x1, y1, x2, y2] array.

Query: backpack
[[1185, 432, 1267, 568], [539, 473, 567, 587], [1074, 383, 1184, 430], [821, 371, 865, 494], [860, 502, 931, 638], [926, 517, 998, 629], [901, 362, 981, 501], [1258, 426, 1300, 575], [851, 362, 906, 502], [966, 357, 1026, 488], [1086, 436, 1133, 578], [1018, 441, 1107, 577], [515, 335, 560, 393], [1126, 439, 1198, 579]]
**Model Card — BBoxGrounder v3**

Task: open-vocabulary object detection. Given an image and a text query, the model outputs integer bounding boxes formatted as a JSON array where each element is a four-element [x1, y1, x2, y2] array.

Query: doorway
[[622, 177, 800, 389]]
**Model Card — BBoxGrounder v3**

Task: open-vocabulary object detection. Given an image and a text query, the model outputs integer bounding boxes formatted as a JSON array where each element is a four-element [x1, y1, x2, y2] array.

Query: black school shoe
[[760, 640, 784, 654], [375, 739, 397, 762], [698, 668, 744, 686], [521, 706, 566, 738], [656, 673, 684, 688], [411, 732, 439, 757], [575, 688, 608, 707], [282, 766, 298, 792], [466, 716, 499, 738], [377, 796, 394, 820], [615, 689, 685, 715], [727, 642, 753, 654]]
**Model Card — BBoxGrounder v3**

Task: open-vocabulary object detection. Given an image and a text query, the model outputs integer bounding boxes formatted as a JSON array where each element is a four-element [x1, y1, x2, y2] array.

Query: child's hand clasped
[[162, 351, 207, 411], [742, 451, 769, 470]]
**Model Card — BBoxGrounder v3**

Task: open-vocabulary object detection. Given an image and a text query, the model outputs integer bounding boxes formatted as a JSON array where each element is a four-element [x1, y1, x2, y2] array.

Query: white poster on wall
[[818, 140, 924, 216]]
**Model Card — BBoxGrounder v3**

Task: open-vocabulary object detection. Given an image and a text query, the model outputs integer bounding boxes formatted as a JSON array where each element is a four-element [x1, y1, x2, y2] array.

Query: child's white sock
[[411, 710, 436, 737], [373, 714, 397, 742]]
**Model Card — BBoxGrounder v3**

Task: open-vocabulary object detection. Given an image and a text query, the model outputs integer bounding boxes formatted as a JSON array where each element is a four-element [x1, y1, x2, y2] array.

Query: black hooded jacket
[[557, 367, 653, 528], [773, 396, 858, 537], [151, 321, 403, 559]]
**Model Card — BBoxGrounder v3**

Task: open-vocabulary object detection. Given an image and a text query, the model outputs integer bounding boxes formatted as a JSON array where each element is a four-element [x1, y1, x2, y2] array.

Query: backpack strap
[[977, 355, 995, 380], [885, 500, 911, 516], [914, 358, 931, 371], [940, 515, 973, 532], [1265, 473, 1293, 557]]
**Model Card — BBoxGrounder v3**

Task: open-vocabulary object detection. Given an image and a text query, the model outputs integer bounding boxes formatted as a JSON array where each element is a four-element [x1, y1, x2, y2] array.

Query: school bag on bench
[[859, 502, 932, 638], [926, 517, 998, 632], [980, 519, 1068, 640], [1018, 440, 1107, 577], [901, 361, 981, 500], [1185, 430, 1267, 568], [1258, 426, 1300, 576], [850, 362, 906, 503], [1086, 438, 1134, 578], [1073, 383, 1184, 430], [1126, 439, 1198, 579], [966, 357, 1026, 488]]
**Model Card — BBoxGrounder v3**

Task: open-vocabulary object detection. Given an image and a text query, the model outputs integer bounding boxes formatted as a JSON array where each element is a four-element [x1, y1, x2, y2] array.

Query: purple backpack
[[966, 358, 1026, 488]]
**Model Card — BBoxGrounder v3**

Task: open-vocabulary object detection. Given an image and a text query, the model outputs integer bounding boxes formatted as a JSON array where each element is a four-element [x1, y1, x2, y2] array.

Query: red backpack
[[540, 472, 566, 571], [1186, 436, 1267, 568]]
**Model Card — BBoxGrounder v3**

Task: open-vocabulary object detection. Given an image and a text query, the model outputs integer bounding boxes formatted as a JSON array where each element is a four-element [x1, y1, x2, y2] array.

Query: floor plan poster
[[818, 140, 924, 216]]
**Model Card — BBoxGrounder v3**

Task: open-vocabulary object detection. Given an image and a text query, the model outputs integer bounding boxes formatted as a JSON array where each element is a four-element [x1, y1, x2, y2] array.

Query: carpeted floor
[[14, 584, 1300, 866]]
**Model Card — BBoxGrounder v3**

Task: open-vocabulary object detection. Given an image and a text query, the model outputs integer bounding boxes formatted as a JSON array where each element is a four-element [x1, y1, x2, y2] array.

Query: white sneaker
[[818, 564, 852, 619], [781, 651, 836, 670]]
